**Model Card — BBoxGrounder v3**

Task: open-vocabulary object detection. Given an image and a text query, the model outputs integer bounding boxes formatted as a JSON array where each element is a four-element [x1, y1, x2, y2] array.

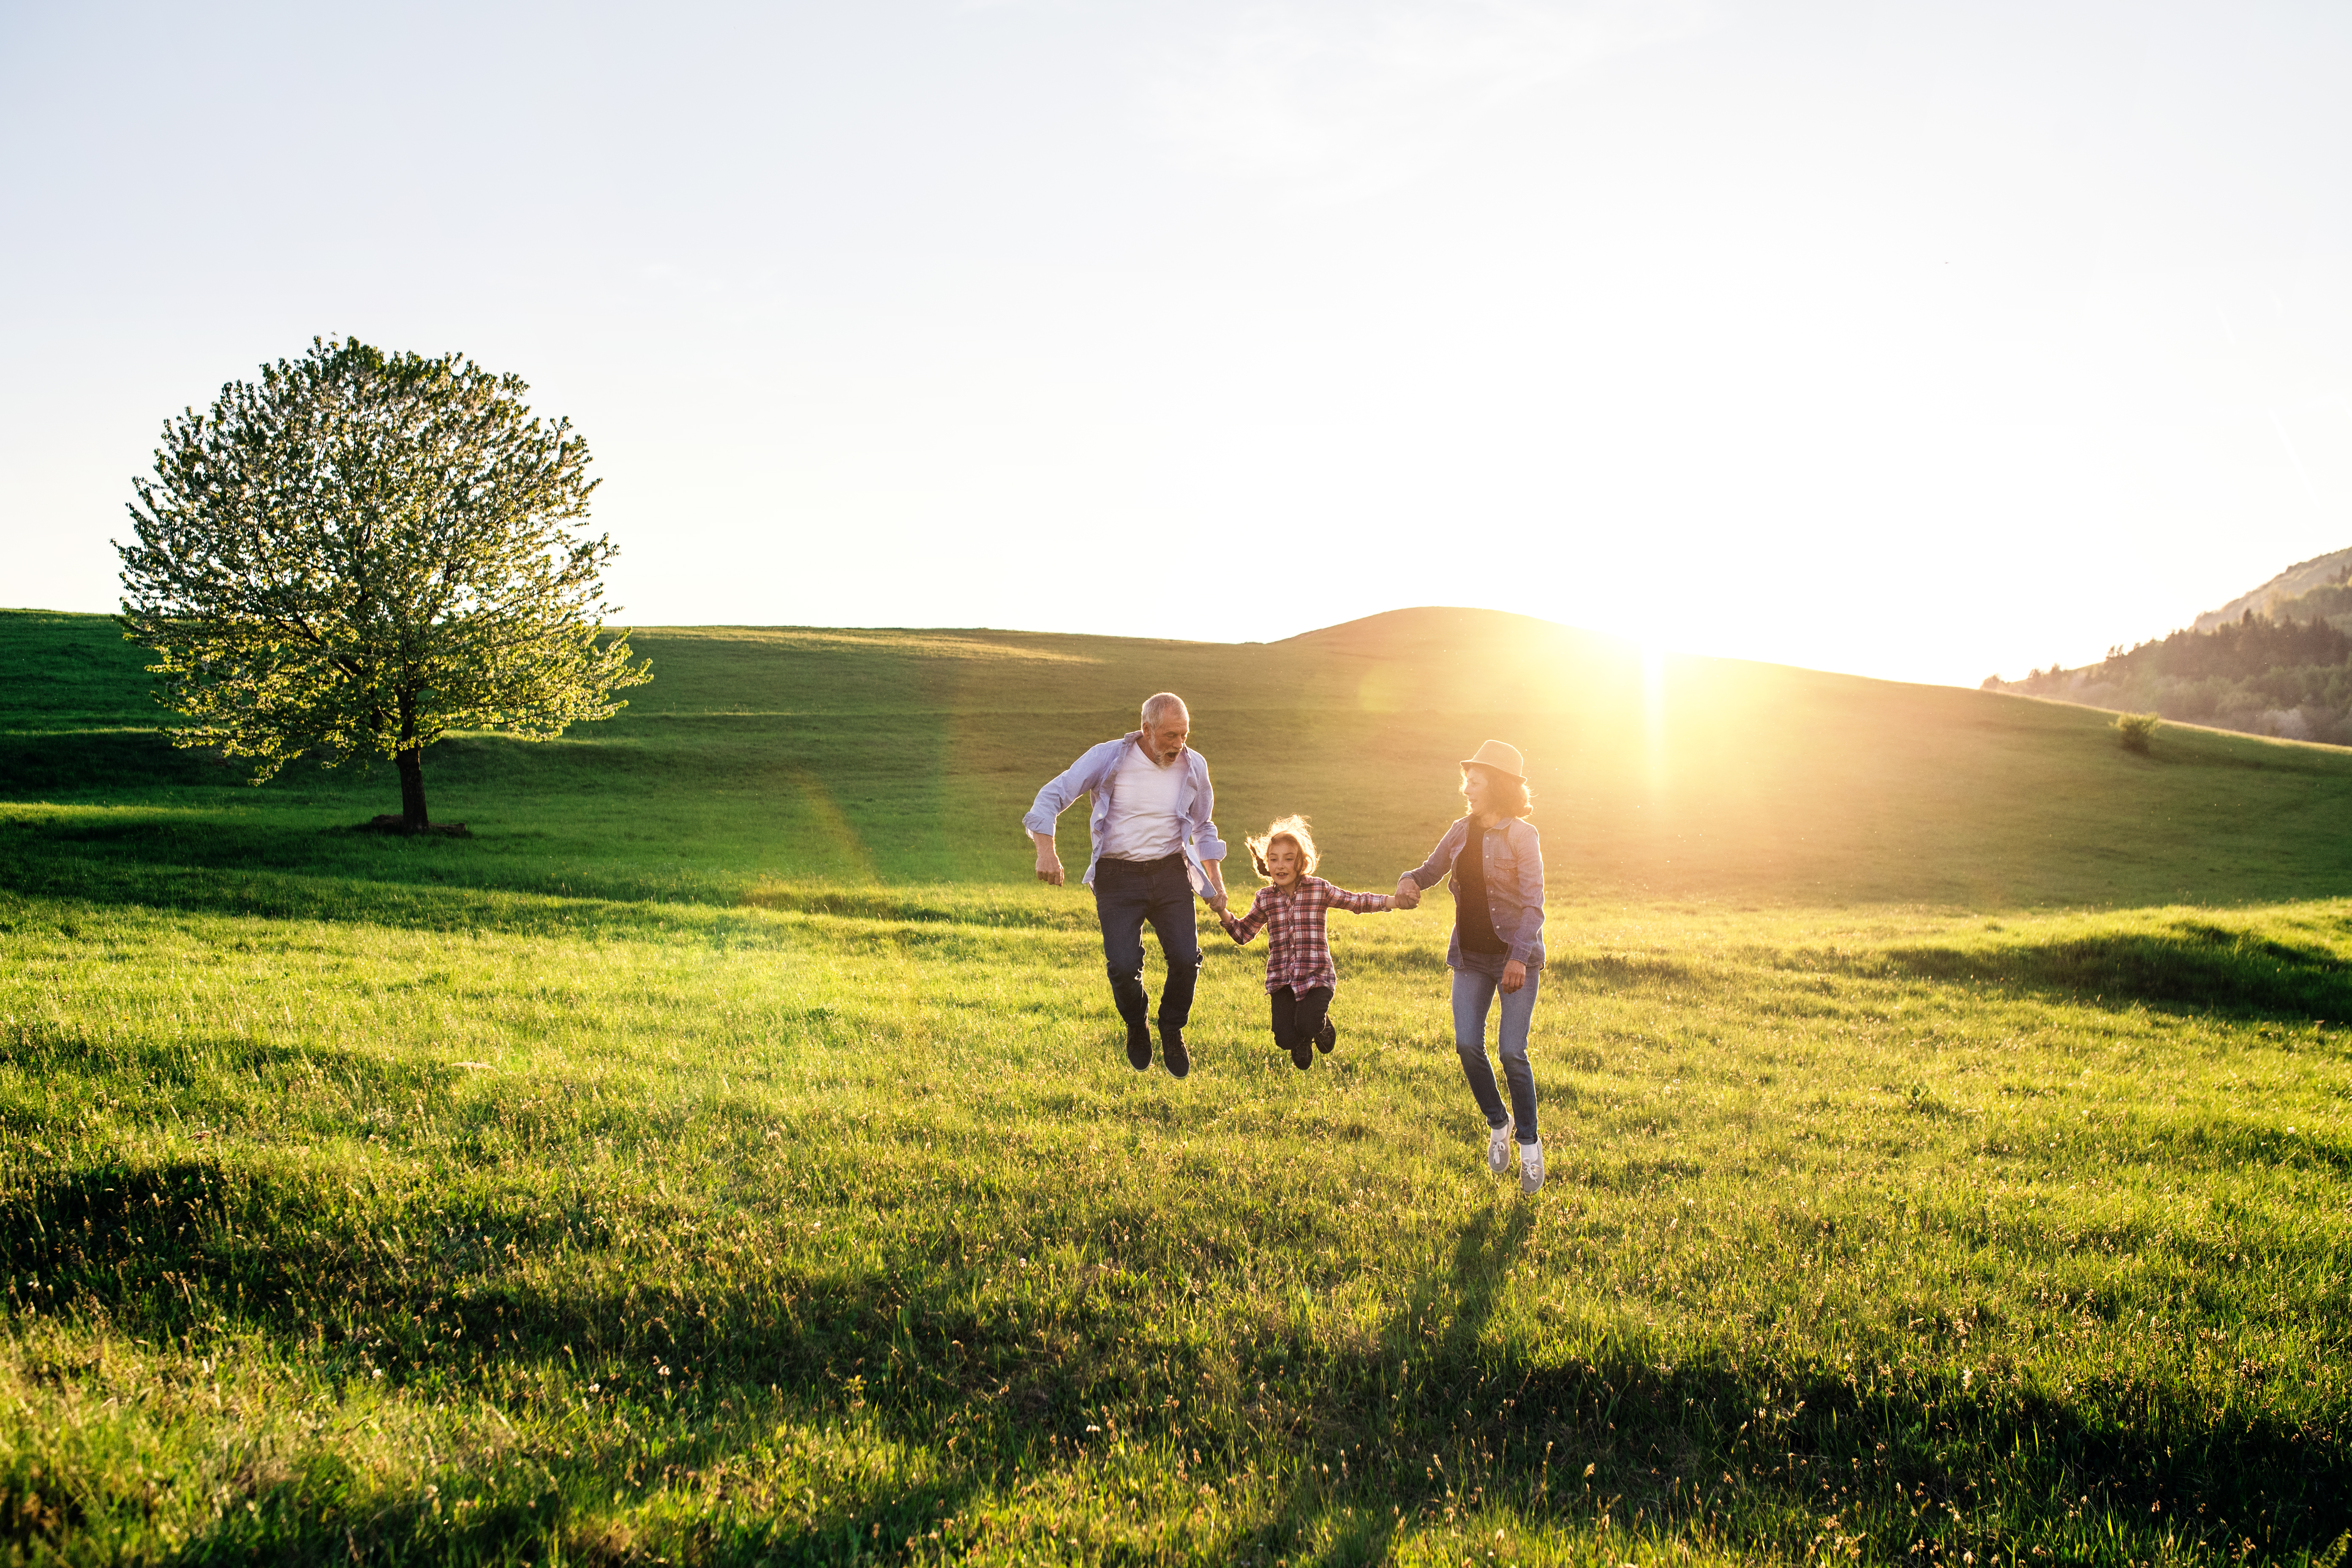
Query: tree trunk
[[396, 690, 427, 831], [396, 746, 428, 831]]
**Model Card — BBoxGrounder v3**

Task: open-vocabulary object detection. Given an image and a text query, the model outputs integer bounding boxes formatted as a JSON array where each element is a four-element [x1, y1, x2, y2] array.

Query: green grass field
[[2, 605, 2347, 1567]]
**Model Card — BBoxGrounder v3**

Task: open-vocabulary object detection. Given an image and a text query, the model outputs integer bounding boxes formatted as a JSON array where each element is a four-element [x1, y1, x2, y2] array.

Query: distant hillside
[[18, 602, 2352, 908], [2193, 545, 2352, 631], [1989, 549, 2352, 745]]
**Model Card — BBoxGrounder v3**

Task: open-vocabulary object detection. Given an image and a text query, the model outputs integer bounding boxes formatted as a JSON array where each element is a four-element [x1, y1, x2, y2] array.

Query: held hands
[[1393, 876, 1422, 910], [1500, 959, 1528, 994]]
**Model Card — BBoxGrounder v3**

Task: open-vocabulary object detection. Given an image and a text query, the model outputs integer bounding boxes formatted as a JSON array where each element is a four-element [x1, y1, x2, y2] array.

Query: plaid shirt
[[1218, 876, 1393, 994]]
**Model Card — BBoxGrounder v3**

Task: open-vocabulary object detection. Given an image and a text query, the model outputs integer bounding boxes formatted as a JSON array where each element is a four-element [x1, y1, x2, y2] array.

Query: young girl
[[1217, 815, 1396, 1070]]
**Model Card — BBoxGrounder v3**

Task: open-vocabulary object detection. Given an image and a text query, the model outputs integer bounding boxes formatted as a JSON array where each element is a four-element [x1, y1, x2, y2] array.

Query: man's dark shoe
[[1125, 1019, 1153, 1070], [1290, 1041, 1314, 1070], [1315, 1017, 1337, 1054], [1160, 1025, 1190, 1078]]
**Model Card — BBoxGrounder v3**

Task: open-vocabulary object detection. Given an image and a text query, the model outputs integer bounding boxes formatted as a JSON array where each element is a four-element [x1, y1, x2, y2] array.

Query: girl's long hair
[[1245, 814, 1319, 881]]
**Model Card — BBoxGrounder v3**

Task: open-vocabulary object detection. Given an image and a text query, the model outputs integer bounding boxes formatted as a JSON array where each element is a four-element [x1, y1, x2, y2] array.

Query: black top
[[1453, 817, 1508, 955]]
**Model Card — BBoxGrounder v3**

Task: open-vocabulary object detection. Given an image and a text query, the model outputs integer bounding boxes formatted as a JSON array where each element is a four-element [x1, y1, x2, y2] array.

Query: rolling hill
[[10, 602, 2352, 911]]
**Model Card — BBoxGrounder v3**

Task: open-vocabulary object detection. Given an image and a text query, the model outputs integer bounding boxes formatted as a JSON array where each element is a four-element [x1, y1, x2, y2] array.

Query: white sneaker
[[1486, 1119, 1516, 1175], [1519, 1139, 1545, 1194]]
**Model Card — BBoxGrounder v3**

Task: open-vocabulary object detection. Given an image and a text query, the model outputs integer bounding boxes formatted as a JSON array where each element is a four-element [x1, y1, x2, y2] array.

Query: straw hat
[[1459, 739, 1526, 781]]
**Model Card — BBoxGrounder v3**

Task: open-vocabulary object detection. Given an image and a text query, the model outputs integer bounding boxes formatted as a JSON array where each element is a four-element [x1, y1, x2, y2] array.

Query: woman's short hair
[[1463, 763, 1533, 819], [1245, 814, 1319, 880]]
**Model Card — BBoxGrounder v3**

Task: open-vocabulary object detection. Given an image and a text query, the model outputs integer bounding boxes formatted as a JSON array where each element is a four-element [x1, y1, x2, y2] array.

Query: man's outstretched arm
[[1023, 740, 1117, 887], [1187, 754, 1229, 912], [1031, 830, 1065, 886]]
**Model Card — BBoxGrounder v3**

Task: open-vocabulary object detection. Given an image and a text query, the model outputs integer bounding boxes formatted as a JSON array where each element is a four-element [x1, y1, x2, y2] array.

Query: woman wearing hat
[[1394, 740, 1549, 1192]]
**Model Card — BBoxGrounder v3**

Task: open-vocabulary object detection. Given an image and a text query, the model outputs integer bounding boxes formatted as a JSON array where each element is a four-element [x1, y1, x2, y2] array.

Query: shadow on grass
[[6, 1158, 2346, 1564], [0, 808, 1098, 938], [144, 1454, 983, 1568], [739, 884, 1097, 931], [0, 811, 772, 940], [0, 727, 232, 793], [1884, 921, 2352, 1023]]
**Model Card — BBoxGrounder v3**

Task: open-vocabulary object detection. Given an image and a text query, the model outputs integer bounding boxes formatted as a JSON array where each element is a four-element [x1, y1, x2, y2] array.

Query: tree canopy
[[117, 336, 649, 829]]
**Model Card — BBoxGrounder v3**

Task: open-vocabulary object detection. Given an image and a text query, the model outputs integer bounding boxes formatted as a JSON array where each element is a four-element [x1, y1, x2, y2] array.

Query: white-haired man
[[1024, 692, 1228, 1077]]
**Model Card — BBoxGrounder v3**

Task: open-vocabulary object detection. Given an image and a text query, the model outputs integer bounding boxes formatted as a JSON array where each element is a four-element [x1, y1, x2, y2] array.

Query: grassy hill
[[2, 607, 2348, 1566], [14, 603, 2352, 909]]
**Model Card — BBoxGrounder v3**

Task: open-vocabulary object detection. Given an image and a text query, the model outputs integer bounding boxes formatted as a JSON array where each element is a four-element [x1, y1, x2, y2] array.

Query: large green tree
[[117, 337, 650, 830]]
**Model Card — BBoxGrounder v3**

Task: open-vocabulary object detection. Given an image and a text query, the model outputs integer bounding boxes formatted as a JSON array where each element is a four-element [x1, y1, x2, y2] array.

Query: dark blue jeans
[[1092, 854, 1202, 1030], [1452, 953, 1540, 1143]]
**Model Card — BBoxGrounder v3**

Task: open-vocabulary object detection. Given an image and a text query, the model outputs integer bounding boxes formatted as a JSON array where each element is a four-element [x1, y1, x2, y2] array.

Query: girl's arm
[[1327, 885, 1396, 914], [1220, 891, 1271, 944]]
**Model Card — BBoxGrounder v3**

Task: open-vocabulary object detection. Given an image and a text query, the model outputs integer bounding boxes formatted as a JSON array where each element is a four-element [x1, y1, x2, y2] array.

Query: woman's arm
[[1399, 820, 1465, 894], [1498, 821, 1546, 964]]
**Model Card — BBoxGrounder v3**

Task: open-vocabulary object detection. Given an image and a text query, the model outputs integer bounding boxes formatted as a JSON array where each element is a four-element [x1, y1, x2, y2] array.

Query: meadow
[[1, 605, 2347, 1567]]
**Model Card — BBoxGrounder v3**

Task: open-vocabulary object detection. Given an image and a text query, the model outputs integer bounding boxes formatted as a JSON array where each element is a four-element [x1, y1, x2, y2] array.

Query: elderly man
[[1025, 692, 1228, 1078]]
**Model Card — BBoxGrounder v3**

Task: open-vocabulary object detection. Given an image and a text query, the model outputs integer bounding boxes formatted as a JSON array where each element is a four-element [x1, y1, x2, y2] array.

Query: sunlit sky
[[5, 1, 2350, 686]]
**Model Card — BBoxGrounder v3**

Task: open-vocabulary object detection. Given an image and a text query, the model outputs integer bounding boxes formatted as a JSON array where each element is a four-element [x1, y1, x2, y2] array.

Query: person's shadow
[[1296, 1197, 1538, 1564]]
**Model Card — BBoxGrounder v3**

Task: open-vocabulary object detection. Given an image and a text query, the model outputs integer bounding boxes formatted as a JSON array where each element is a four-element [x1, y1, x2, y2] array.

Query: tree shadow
[[0, 815, 732, 939], [0, 727, 229, 793], [1883, 920, 2352, 1023]]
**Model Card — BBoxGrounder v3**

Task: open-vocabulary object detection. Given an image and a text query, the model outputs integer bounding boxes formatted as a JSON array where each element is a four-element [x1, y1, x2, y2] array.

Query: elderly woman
[[1395, 740, 1548, 1193]]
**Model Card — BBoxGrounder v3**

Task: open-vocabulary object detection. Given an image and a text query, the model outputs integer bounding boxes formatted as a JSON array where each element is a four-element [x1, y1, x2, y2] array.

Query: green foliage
[[2116, 710, 2161, 753], [2002, 598, 2352, 744], [116, 336, 648, 826], [2267, 575, 2352, 632], [3, 607, 2351, 1564]]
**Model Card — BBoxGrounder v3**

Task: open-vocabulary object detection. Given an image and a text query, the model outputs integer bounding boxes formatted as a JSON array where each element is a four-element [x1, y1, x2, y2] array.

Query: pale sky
[[5, 0, 2350, 686]]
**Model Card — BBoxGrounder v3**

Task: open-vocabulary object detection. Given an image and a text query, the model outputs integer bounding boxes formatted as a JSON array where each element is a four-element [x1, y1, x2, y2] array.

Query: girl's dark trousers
[[1269, 985, 1334, 1051]]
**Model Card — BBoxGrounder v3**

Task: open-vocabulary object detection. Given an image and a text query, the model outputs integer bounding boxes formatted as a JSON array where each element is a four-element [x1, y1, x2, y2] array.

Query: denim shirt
[[1023, 733, 1228, 891], [1404, 816, 1547, 968]]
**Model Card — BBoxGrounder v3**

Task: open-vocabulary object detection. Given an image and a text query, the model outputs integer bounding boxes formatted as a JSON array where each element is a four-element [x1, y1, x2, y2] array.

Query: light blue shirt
[[1404, 815, 1547, 968], [1023, 732, 1228, 891]]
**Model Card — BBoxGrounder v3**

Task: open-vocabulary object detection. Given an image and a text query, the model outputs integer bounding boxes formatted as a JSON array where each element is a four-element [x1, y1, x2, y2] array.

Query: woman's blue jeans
[[1451, 956, 1539, 1143]]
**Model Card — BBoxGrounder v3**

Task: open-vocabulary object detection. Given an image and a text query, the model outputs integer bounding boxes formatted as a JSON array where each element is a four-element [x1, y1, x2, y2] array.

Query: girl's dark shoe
[[1290, 1042, 1314, 1070], [1315, 1018, 1336, 1053], [1160, 1025, 1190, 1078], [1126, 1019, 1153, 1070]]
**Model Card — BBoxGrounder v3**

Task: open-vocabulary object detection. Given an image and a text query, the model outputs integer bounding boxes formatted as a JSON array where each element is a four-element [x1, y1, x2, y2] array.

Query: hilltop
[[2192, 545, 2352, 631]]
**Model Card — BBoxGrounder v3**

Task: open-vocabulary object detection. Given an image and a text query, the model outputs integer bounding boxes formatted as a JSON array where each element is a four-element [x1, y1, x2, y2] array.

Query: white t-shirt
[[1096, 739, 1185, 861]]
